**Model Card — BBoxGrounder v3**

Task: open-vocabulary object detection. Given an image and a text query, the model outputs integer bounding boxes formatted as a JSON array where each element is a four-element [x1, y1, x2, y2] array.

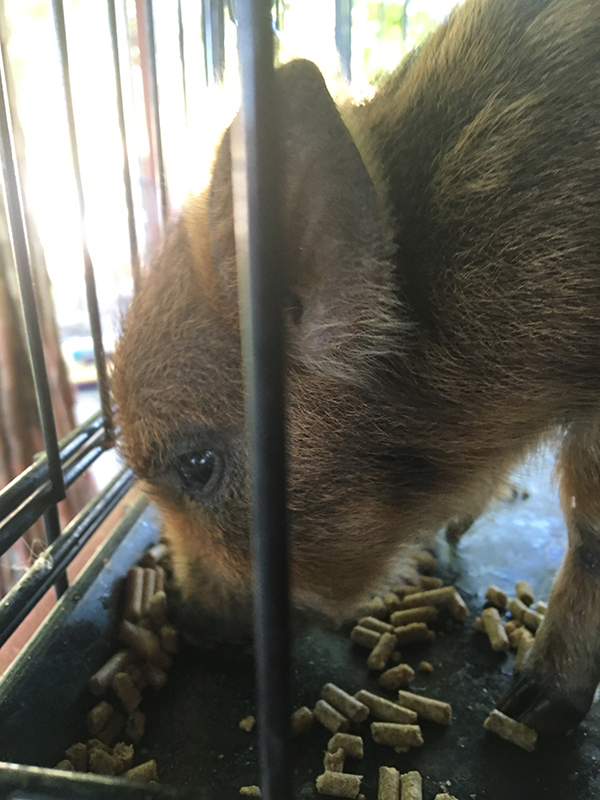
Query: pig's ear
[[209, 59, 403, 383]]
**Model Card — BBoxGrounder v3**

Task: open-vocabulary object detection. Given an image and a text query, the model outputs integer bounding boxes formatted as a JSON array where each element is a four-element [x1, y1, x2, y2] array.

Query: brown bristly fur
[[113, 0, 600, 729]]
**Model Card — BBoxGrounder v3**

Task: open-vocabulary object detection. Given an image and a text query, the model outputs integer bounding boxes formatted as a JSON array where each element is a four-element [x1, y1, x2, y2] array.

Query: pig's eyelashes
[[173, 450, 220, 499]]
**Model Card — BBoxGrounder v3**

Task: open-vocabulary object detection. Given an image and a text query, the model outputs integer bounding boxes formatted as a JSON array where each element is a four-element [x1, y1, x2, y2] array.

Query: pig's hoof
[[497, 672, 594, 734]]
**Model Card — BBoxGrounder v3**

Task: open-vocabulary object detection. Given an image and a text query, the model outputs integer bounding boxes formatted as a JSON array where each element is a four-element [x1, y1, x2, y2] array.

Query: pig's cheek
[[158, 504, 251, 601], [289, 497, 403, 609]]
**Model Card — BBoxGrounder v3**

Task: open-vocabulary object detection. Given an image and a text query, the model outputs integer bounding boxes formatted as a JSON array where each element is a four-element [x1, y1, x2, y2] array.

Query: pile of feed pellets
[[238, 564, 545, 799], [54, 542, 176, 782], [52, 545, 545, 797]]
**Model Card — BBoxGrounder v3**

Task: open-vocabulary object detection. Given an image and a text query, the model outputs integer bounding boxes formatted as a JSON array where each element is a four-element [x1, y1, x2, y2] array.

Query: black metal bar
[[107, 0, 141, 292], [0, 40, 66, 515], [0, 411, 103, 522], [234, 3, 291, 800], [51, 0, 114, 446], [143, 0, 169, 226], [0, 468, 134, 649], [0, 425, 109, 557], [336, 0, 352, 82]]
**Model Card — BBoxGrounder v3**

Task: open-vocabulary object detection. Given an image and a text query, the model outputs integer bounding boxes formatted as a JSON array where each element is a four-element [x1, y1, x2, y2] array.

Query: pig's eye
[[174, 450, 218, 497]]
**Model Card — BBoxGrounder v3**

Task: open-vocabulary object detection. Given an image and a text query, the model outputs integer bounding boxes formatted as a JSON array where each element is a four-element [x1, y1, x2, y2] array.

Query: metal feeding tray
[[1, 451, 600, 799]]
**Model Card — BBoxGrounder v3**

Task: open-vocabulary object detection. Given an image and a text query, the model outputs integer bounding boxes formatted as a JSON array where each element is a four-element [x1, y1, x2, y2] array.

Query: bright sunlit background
[[5, 0, 461, 367]]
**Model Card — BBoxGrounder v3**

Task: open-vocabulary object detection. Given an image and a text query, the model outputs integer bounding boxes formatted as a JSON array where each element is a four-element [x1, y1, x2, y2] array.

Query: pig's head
[[112, 60, 424, 645]]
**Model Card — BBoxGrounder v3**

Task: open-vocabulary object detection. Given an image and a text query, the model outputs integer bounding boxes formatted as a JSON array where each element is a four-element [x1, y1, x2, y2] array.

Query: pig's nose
[[497, 672, 594, 734]]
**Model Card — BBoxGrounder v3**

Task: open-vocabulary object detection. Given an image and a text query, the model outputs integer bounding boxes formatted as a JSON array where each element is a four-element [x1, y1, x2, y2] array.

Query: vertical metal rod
[[336, 0, 352, 82], [178, 0, 188, 123], [234, 2, 291, 799], [142, 0, 169, 227], [0, 41, 68, 595], [51, 0, 114, 446], [202, 0, 225, 85], [107, 0, 141, 291]]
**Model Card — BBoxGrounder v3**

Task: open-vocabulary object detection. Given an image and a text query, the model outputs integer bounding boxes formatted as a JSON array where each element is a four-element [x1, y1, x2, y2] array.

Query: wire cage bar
[[107, 0, 142, 292], [235, 2, 291, 799]]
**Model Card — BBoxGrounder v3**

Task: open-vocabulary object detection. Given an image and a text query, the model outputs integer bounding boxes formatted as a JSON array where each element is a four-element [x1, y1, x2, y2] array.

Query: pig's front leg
[[499, 428, 600, 733]]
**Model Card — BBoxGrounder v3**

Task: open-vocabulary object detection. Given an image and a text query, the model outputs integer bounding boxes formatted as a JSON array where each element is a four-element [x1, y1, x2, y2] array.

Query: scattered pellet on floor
[[123, 567, 144, 622], [112, 742, 134, 772], [118, 621, 162, 663], [357, 616, 394, 634], [86, 739, 111, 754], [396, 587, 468, 621], [508, 625, 531, 650], [351, 626, 382, 649], [383, 593, 404, 614], [327, 733, 364, 759], [368, 632, 398, 670], [149, 590, 168, 630], [508, 597, 529, 623], [516, 581, 534, 607], [378, 766, 400, 800], [535, 601, 547, 615], [316, 772, 362, 798], [379, 663, 415, 690], [390, 607, 438, 627], [154, 565, 166, 593], [239, 787, 261, 797], [314, 700, 350, 734], [86, 702, 114, 736], [433, 794, 459, 800], [485, 585, 508, 609], [514, 631, 535, 672], [396, 690, 452, 725], [140, 543, 168, 567], [239, 715, 256, 732], [371, 722, 424, 753], [400, 770, 422, 800], [124, 759, 159, 782], [112, 672, 142, 715], [355, 690, 417, 724], [324, 748, 346, 772], [96, 712, 125, 747], [291, 706, 314, 737], [140, 567, 156, 617], [55, 760, 74, 771], [419, 661, 434, 673], [65, 742, 87, 772], [322, 684, 370, 723], [483, 709, 538, 751], [481, 607, 510, 651], [523, 608, 543, 632], [419, 576, 444, 590], [88, 748, 118, 776], [88, 651, 131, 696], [393, 622, 435, 646]]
